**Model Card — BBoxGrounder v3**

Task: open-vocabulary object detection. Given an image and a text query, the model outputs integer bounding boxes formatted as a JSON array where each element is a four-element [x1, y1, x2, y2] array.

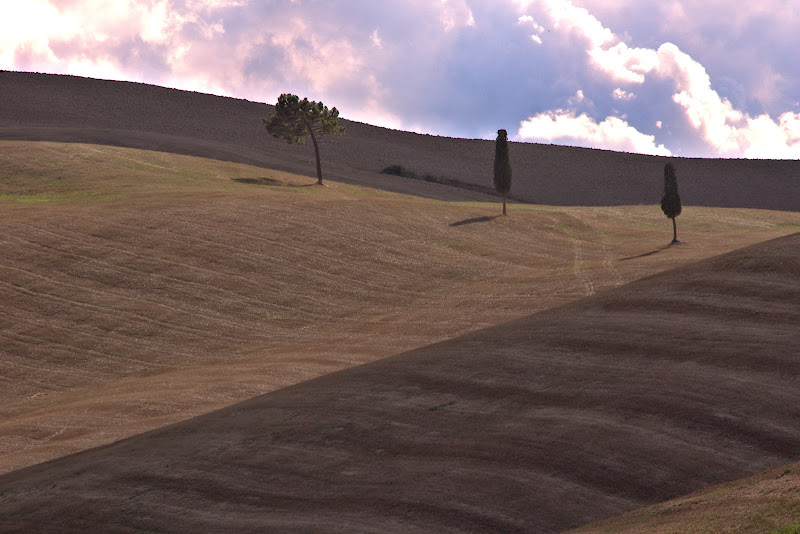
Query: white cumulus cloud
[[653, 42, 800, 158], [515, 0, 800, 158], [517, 110, 671, 156], [518, 14, 545, 44]]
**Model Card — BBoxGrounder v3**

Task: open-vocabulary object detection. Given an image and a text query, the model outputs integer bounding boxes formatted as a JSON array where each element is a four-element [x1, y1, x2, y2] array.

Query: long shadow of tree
[[619, 242, 680, 261], [232, 177, 318, 188], [449, 215, 500, 227]]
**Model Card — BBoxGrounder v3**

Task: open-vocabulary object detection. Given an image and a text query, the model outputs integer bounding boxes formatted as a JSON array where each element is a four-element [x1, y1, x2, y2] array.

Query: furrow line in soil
[[133, 221, 428, 297], [12, 220, 424, 307], [0, 260, 309, 336], [229, 199, 441, 246], [0, 304, 205, 364], [0, 330, 172, 373], [0, 276, 250, 344], [3, 234, 345, 324], [171, 212, 481, 283], [10, 223, 285, 292]]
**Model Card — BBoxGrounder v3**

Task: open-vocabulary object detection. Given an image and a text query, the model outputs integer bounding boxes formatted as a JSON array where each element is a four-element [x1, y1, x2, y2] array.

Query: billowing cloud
[[0, 0, 234, 94], [518, 110, 671, 156], [514, 0, 800, 158], [1, 0, 799, 158], [531, 0, 659, 83], [653, 43, 800, 158], [517, 15, 545, 44]]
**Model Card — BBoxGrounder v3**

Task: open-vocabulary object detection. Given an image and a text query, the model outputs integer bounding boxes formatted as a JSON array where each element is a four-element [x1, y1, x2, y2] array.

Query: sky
[[2, 0, 800, 159]]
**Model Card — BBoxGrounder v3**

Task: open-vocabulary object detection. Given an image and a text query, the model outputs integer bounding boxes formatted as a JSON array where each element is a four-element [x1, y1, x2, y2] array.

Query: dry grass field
[[0, 228, 798, 532], [1, 72, 800, 532], [5, 140, 797, 478], [571, 460, 800, 533]]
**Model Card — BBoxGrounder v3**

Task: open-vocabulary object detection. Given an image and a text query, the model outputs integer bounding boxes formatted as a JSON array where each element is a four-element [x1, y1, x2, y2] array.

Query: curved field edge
[[0, 232, 798, 533], [2, 71, 800, 211], [570, 461, 800, 534]]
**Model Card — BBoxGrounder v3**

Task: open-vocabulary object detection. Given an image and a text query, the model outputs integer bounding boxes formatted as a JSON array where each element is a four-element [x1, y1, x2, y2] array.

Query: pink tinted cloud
[[518, 109, 672, 156], [1, 0, 236, 94], [514, 0, 800, 158], [2, 0, 800, 158]]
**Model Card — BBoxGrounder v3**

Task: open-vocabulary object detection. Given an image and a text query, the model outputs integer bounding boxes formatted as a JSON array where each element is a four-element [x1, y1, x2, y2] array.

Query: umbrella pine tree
[[263, 94, 345, 185]]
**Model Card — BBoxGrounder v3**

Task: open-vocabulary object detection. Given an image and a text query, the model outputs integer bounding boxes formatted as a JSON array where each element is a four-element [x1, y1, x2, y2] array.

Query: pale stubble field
[[2, 140, 798, 478]]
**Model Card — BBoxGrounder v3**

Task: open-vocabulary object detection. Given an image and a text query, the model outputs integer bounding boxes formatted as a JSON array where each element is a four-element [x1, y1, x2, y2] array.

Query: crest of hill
[[1, 71, 799, 210], [1, 232, 798, 533], [570, 460, 800, 533]]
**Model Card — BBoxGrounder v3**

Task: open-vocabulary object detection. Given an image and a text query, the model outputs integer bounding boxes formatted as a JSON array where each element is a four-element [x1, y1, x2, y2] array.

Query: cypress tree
[[660, 162, 682, 243], [493, 129, 512, 216]]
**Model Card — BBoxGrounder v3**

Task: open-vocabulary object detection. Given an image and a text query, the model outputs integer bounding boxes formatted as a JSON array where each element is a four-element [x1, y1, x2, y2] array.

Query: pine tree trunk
[[503, 192, 507, 216], [307, 125, 323, 185], [672, 217, 678, 243]]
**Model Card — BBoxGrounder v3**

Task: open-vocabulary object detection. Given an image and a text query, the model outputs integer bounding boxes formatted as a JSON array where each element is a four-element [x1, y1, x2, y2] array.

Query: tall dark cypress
[[493, 129, 513, 216], [661, 162, 682, 243]]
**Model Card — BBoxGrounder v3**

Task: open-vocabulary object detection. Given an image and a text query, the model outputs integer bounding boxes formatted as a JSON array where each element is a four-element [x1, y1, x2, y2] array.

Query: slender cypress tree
[[263, 94, 345, 185], [493, 129, 512, 216], [660, 162, 682, 243]]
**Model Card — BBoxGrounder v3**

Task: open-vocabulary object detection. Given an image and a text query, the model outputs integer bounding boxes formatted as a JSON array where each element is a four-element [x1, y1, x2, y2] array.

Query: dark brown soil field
[[2, 71, 799, 210], [1, 233, 799, 533], [1, 72, 800, 532]]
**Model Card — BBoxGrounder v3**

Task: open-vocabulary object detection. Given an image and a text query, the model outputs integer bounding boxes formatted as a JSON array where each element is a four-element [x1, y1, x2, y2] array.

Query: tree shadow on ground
[[619, 241, 681, 261], [450, 215, 500, 227], [232, 177, 318, 188]]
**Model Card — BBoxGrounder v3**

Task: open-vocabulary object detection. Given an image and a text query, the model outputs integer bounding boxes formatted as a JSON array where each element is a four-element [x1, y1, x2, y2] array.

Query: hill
[[1, 232, 798, 532], [2, 72, 800, 532], [571, 460, 800, 533], [5, 141, 796, 476], [1, 71, 799, 210]]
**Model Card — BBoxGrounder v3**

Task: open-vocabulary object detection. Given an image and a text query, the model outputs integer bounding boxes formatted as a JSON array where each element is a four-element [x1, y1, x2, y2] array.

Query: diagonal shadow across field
[[1, 233, 798, 533]]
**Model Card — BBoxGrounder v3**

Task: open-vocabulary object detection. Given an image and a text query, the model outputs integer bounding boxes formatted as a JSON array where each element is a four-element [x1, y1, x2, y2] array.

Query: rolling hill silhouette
[[2, 70, 799, 210]]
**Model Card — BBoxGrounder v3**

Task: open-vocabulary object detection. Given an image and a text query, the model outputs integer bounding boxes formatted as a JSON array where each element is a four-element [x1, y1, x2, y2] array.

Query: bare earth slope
[[2, 71, 799, 210], [1, 233, 798, 533], [6, 141, 797, 476]]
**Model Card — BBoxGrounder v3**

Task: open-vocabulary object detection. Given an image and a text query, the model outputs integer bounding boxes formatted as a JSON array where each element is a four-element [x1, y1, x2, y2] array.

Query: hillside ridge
[[2, 71, 799, 210]]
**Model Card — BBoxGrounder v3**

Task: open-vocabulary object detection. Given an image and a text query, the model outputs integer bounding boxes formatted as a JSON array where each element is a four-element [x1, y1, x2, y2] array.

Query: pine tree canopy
[[263, 93, 344, 145]]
